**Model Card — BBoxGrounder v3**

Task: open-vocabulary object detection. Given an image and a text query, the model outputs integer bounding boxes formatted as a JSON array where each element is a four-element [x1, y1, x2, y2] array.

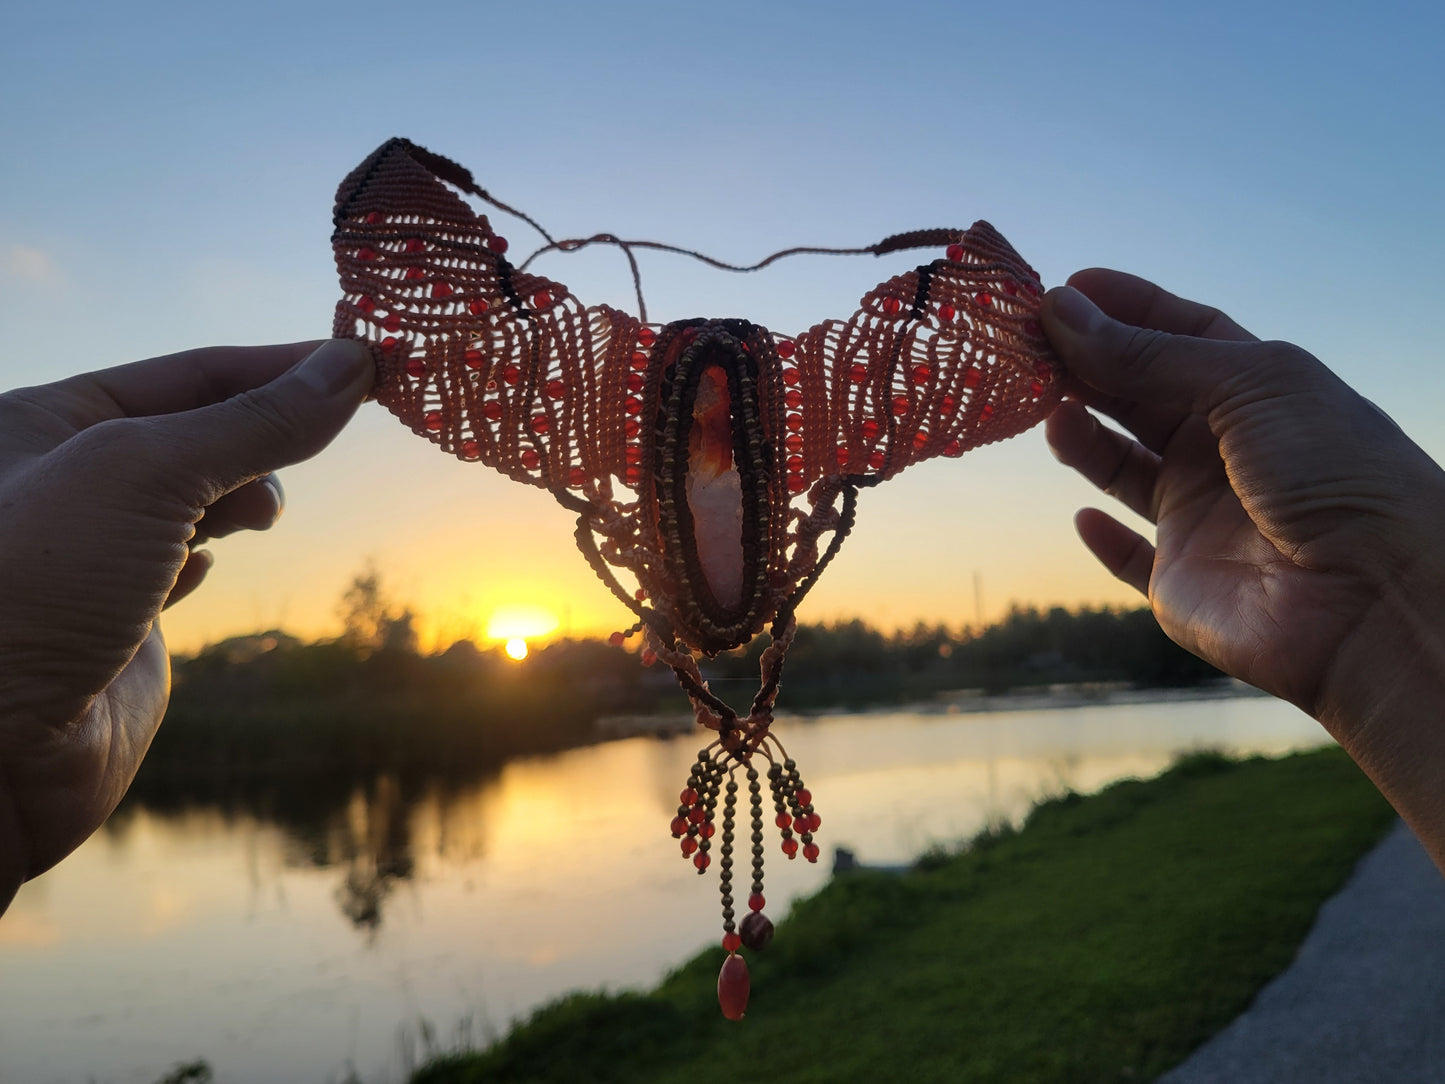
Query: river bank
[[412, 745, 1394, 1083]]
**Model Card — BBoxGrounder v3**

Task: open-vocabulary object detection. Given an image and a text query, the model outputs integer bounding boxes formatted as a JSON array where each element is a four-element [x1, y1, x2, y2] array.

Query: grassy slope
[[414, 748, 1395, 1084]]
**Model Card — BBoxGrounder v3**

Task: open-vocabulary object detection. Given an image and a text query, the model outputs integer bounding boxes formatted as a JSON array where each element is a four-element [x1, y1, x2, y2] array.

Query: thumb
[[154, 338, 374, 498], [1042, 285, 1313, 414]]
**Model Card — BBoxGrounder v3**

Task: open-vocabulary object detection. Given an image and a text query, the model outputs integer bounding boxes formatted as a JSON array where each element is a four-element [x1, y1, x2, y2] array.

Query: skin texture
[[1042, 271, 1445, 873], [0, 339, 372, 913]]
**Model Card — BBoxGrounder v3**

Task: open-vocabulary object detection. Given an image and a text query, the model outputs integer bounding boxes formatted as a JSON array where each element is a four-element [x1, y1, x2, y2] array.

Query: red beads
[[383, 313, 402, 333], [568, 466, 586, 487], [356, 295, 375, 314], [944, 438, 962, 457], [641, 648, 657, 666], [609, 631, 625, 647], [624, 397, 642, 415], [848, 363, 868, 384], [980, 404, 995, 420], [776, 338, 795, 359], [533, 290, 552, 309], [912, 364, 931, 387], [718, 953, 749, 1021], [861, 419, 880, 441], [520, 449, 540, 470], [963, 368, 981, 389], [545, 379, 565, 400], [974, 291, 993, 307], [405, 267, 425, 281], [465, 349, 484, 369], [781, 838, 799, 858], [795, 788, 811, 805], [364, 211, 383, 225], [637, 327, 656, 347], [431, 282, 453, 299], [748, 892, 766, 912], [357, 247, 377, 261], [782, 368, 799, 385], [787, 476, 806, 495], [882, 296, 903, 316], [482, 400, 502, 421], [671, 815, 689, 837], [722, 931, 742, 953], [1030, 379, 1044, 396], [785, 389, 802, 409], [405, 238, 426, 253], [803, 842, 820, 863], [681, 836, 698, 857], [693, 852, 710, 871], [405, 358, 426, 378], [784, 433, 803, 453], [461, 439, 480, 460], [502, 364, 521, 386], [868, 451, 885, 470], [487, 235, 508, 254], [938, 302, 956, 322], [945, 242, 964, 262], [630, 351, 648, 370], [469, 298, 489, 315], [786, 413, 803, 431], [892, 395, 910, 417]]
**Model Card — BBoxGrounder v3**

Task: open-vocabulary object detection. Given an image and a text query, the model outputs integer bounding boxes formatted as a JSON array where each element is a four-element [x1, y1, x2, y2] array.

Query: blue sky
[[3, 1, 1442, 650]]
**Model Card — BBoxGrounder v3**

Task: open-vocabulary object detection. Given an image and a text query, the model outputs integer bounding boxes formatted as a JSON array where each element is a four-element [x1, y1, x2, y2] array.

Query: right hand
[[1040, 269, 1445, 866]]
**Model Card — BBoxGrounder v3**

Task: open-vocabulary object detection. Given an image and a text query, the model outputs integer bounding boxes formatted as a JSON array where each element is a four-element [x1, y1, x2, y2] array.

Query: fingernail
[[260, 474, 286, 519], [1049, 286, 1103, 337], [295, 339, 372, 396]]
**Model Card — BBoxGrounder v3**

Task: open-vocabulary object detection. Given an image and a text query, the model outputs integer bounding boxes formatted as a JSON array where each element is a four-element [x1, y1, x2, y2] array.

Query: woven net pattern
[[331, 138, 1061, 657]]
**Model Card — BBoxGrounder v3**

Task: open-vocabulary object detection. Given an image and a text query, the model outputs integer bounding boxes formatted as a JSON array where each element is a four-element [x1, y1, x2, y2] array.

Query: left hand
[[0, 339, 372, 911]]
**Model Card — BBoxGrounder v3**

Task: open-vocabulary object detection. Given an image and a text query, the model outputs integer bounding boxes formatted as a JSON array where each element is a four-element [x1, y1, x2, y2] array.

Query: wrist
[[1316, 549, 1445, 869]]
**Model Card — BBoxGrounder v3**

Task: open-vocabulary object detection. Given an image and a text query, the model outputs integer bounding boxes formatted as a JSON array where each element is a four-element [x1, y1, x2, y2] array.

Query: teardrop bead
[[717, 953, 750, 1021]]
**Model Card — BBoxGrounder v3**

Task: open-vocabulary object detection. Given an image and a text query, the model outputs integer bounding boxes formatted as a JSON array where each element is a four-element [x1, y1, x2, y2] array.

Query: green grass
[[413, 747, 1395, 1084]]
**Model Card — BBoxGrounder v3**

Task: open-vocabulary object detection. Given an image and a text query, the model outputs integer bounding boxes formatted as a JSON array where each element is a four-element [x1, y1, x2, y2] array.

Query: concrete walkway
[[1160, 820, 1445, 1083]]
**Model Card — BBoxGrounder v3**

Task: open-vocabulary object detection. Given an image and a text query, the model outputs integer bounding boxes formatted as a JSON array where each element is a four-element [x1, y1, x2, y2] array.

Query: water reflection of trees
[[117, 768, 505, 931]]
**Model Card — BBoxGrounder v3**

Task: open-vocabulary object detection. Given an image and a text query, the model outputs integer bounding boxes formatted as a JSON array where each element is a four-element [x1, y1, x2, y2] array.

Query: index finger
[[36, 342, 325, 428]]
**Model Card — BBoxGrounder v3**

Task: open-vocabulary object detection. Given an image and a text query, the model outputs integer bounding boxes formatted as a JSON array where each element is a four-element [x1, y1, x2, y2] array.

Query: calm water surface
[[0, 694, 1330, 1084]]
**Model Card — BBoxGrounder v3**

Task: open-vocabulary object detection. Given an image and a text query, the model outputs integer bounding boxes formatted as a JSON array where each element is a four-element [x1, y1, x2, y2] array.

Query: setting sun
[[505, 638, 529, 661]]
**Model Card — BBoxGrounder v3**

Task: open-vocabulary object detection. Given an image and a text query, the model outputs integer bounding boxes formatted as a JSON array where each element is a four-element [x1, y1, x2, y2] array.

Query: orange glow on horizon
[[485, 605, 561, 644]]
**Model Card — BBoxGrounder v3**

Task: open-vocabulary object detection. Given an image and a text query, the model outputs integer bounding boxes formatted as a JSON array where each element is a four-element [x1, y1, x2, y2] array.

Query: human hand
[[1041, 270, 1445, 864], [0, 340, 372, 910]]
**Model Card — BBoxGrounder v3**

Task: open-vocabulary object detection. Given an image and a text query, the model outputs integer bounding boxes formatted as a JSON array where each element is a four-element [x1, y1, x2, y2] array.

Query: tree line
[[135, 600, 1221, 800]]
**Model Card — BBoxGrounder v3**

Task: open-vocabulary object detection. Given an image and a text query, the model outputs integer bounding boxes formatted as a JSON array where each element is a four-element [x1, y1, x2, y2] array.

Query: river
[[0, 691, 1331, 1084]]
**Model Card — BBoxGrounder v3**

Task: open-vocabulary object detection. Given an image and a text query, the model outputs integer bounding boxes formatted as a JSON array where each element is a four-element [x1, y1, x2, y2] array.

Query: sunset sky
[[3, 2, 1441, 654]]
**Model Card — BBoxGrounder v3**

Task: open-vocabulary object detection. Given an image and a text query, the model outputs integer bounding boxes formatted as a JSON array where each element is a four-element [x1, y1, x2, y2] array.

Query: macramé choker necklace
[[331, 138, 1061, 1020]]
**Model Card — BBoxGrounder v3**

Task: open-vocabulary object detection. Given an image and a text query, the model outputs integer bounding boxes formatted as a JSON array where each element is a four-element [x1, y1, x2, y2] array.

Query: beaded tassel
[[674, 740, 817, 1019]]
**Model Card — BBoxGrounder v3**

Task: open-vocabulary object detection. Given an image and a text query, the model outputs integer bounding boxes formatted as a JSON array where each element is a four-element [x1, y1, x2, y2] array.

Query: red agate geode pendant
[[331, 139, 1061, 1019]]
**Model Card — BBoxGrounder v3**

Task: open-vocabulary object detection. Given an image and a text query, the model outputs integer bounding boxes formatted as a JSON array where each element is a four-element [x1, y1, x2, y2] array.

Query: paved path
[[1160, 820, 1445, 1084]]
